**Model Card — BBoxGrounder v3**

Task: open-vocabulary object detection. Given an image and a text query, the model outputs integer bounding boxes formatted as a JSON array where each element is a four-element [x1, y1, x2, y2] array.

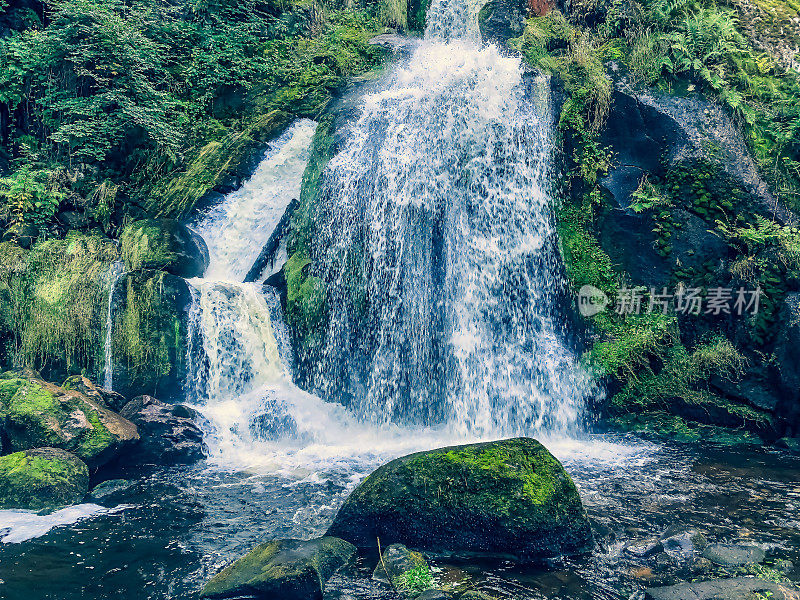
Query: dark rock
[[88, 478, 133, 503], [415, 591, 451, 600], [774, 293, 800, 432], [62, 375, 128, 412], [459, 592, 494, 600], [701, 543, 766, 567], [777, 437, 800, 453], [326, 438, 593, 560], [624, 538, 663, 558], [110, 271, 193, 400], [0, 447, 89, 510], [119, 395, 206, 465], [598, 207, 668, 288], [200, 537, 356, 600], [645, 577, 800, 600], [56, 210, 90, 230], [120, 218, 209, 278], [660, 529, 707, 560], [477, 0, 526, 44], [0, 374, 139, 468]]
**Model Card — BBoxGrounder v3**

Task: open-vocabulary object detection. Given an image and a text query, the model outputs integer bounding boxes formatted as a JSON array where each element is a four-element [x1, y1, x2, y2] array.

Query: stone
[[701, 543, 766, 567], [119, 395, 206, 465], [200, 537, 356, 600], [0, 374, 139, 468], [120, 218, 209, 278], [62, 374, 128, 412], [326, 438, 593, 560], [624, 538, 663, 558], [777, 437, 800, 453], [459, 592, 494, 600], [645, 577, 800, 600], [0, 448, 89, 510], [659, 529, 707, 560], [415, 591, 450, 600], [477, 0, 526, 43], [87, 478, 133, 503]]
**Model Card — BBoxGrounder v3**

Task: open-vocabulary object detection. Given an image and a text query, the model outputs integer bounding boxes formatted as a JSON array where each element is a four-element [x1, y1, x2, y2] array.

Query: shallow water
[[2, 435, 798, 599]]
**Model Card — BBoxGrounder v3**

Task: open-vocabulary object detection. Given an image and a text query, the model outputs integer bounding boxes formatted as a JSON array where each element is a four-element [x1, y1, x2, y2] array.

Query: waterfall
[[308, 0, 594, 436], [102, 260, 124, 390]]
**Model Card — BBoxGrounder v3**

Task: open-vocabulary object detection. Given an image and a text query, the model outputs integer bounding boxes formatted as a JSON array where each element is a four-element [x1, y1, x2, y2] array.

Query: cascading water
[[309, 0, 595, 436], [102, 260, 124, 390]]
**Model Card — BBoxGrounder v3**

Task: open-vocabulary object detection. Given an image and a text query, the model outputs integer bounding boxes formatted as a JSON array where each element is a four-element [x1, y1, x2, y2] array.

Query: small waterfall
[[102, 260, 124, 390], [308, 0, 595, 436]]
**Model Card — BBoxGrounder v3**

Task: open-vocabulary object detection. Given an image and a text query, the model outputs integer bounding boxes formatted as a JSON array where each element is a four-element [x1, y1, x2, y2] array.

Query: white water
[[0, 504, 130, 543], [309, 0, 596, 435], [102, 261, 124, 390]]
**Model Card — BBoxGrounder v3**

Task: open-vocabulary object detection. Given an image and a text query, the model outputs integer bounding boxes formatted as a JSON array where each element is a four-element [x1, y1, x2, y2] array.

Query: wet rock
[[326, 438, 593, 560], [62, 375, 128, 412], [645, 577, 800, 600], [774, 293, 800, 431], [373, 543, 433, 595], [702, 543, 766, 567], [87, 478, 133, 503], [0, 448, 89, 510], [459, 591, 494, 600], [0, 374, 139, 468], [120, 218, 209, 278], [689, 557, 713, 575], [777, 437, 800, 453], [119, 396, 206, 465], [200, 536, 356, 600], [624, 538, 663, 558], [478, 0, 526, 43], [660, 529, 707, 560], [416, 591, 451, 600]]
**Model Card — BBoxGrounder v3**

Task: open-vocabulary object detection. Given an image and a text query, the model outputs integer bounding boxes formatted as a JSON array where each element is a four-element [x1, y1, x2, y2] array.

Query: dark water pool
[[1, 435, 798, 599]]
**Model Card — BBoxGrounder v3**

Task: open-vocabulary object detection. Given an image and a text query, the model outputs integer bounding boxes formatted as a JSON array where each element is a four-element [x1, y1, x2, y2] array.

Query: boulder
[[774, 293, 800, 432], [701, 543, 766, 567], [200, 537, 356, 600], [87, 478, 133, 504], [624, 538, 663, 558], [119, 395, 206, 465], [62, 374, 128, 412], [326, 438, 593, 560], [478, 0, 526, 44], [0, 375, 139, 468], [645, 577, 800, 600], [120, 218, 209, 278], [0, 448, 89, 510], [659, 529, 707, 561]]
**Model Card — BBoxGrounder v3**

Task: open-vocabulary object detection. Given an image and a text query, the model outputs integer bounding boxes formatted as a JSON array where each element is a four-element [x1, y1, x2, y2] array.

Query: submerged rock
[[200, 536, 356, 600], [87, 478, 133, 503], [120, 218, 209, 278], [0, 375, 139, 468], [701, 543, 766, 567], [0, 447, 89, 510], [326, 438, 593, 560], [119, 395, 206, 465], [645, 577, 799, 600], [373, 543, 434, 596]]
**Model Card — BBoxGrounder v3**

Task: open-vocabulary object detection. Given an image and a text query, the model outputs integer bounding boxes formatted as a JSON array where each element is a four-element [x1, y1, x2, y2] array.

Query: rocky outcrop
[[120, 218, 209, 279], [200, 537, 356, 600], [326, 438, 593, 559], [478, 0, 527, 44], [118, 395, 206, 465], [0, 447, 89, 510], [62, 375, 128, 412], [0, 374, 139, 468]]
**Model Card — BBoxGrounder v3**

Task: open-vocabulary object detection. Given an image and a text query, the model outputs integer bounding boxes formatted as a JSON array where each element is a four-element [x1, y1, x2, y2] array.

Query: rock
[[660, 529, 707, 560], [415, 591, 450, 600], [119, 396, 206, 465], [373, 543, 433, 595], [109, 271, 193, 400], [774, 293, 800, 431], [459, 592, 495, 600], [87, 479, 133, 503], [62, 375, 128, 412], [645, 577, 800, 600], [701, 543, 766, 567], [200, 537, 356, 600], [56, 210, 90, 230], [0, 375, 139, 468], [0, 448, 89, 510], [777, 437, 800, 453], [120, 218, 209, 278], [326, 438, 593, 560], [624, 538, 663, 558], [478, 0, 526, 43]]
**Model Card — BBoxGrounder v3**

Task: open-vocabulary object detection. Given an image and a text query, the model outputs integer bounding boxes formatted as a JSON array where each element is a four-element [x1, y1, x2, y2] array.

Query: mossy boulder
[[120, 218, 209, 278], [200, 536, 356, 600], [109, 270, 193, 400], [0, 447, 89, 510], [326, 438, 593, 560], [62, 374, 128, 412], [0, 374, 139, 468]]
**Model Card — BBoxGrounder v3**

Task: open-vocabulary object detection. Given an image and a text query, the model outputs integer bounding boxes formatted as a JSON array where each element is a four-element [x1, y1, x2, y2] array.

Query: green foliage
[[0, 166, 64, 234], [395, 564, 434, 594], [284, 250, 326, 338]]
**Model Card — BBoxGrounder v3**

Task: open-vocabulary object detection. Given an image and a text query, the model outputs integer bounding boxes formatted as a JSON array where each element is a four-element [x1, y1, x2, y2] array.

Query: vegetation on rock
[[0, 447, 89, 510]]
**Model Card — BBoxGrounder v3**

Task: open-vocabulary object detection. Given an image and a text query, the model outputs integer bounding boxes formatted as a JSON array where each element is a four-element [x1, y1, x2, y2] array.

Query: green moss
[[284, 251, 326, 342], [395, 563, 433, 594], [0, 448, 89, 510]]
